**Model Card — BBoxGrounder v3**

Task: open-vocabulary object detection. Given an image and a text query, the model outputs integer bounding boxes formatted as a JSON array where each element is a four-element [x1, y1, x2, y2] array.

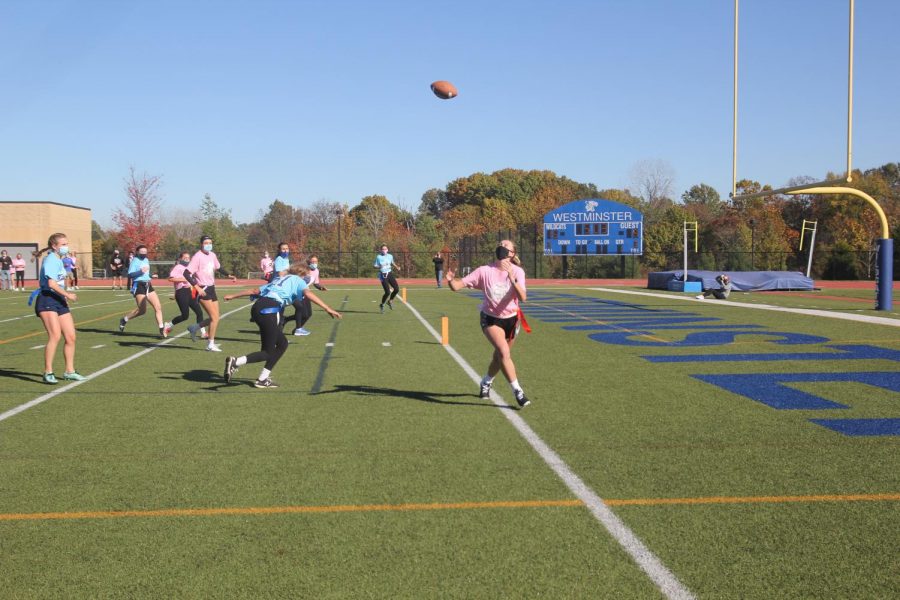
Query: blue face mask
[[279, 251, 289, 258], [58, 245, 70, 256], [138, 253, 148, 260], [308, 263, 318, 270], [202, 244, 213, 252]]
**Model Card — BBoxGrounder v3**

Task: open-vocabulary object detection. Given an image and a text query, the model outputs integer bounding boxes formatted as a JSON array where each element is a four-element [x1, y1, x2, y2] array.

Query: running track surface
[[14, 278, 899, 289]]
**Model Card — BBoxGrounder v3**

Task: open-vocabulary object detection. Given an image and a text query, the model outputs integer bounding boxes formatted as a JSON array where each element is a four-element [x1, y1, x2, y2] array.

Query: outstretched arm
[[303, 290, 341, 319], [223, 289, 257, 302]]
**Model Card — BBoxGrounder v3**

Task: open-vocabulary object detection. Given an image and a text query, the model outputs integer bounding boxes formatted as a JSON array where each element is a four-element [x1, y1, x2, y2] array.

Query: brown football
[[430, 80, 458, 100]]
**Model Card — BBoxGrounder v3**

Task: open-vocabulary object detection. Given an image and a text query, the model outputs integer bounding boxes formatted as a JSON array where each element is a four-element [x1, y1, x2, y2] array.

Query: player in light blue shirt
[[272, 242, 291, 279], [374, 244, 401, 313], [223, 265, 342, 389], [32, 233, 86, 384], [119, 245, 165, 337]]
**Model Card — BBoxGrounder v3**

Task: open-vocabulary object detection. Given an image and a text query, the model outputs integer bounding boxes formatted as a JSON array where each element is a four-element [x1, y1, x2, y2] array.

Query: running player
[[163, 251, 209, 337], [285, 254, 327, 336], [30, 233, 85, 383], [223, 264, 341, 388], [374, 244, 400, 313], [186, 235, 237, 351], [118, 245, 166, 337], [445, 239, 530, 408]]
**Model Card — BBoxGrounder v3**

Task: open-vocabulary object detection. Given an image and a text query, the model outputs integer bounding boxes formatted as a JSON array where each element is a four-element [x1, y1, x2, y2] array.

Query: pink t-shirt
[[187, 250, 220, 287], [306, 268, 320, 287], [260, 257, 273, 274], [461, 263, 526, 318], [12, 258, 26, 272], [169, 264, 191, 290]]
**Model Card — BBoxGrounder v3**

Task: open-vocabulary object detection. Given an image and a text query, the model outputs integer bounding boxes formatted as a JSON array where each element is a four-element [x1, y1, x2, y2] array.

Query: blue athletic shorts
[[34, 291, 70, 316]]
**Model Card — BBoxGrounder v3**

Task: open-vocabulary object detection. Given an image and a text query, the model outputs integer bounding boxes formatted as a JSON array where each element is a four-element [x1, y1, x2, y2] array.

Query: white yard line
[[589, 287, 900, 327], [402, 299, 694, 600], [0, 303, 250, 424], [0, 298, 134, 324]]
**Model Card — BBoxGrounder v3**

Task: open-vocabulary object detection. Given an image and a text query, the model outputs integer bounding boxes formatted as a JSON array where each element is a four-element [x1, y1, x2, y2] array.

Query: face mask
[[58, 245, 70, 256], [308, 263, 318, 270], [279, 251, 289, 258], [495, 246, 510, 260], [138, 253, 148, 259], [381, 249, 388, 255], [180, 259, 190, 266], [202, 244, 213, 252]]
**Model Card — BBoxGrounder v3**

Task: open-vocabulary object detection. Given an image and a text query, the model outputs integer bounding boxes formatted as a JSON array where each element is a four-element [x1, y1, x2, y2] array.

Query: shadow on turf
[[159, 369, 232, 391], [0, 368, 44, 384], [312, 384, 514, 409]]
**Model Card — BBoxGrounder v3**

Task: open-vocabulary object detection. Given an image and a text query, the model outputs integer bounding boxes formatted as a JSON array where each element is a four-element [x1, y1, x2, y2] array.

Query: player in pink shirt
[[185, 235, 236, 351], [260, 252, 274, 281], [163, 251, 208, 337], [447, 239, 530, 408]]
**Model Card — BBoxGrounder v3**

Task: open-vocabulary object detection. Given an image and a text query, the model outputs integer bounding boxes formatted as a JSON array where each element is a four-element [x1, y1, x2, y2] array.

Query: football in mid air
[[430, 80, 458, 100]]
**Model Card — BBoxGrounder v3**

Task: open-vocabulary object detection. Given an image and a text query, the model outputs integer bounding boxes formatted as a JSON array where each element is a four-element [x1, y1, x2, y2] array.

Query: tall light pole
[[336, 208, 343, 275], [749, 218, 756, 270]]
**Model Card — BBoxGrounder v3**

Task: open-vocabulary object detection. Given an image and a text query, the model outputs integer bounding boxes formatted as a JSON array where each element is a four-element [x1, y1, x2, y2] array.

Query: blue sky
[[1, 0, 897, 228]]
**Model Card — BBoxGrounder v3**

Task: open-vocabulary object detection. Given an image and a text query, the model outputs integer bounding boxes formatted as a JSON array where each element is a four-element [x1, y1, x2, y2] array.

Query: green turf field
[[1, 285, 897, 599]]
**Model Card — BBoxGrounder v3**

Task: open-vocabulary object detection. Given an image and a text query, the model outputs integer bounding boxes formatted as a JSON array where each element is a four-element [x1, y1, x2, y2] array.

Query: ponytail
[[288, 263, 309, 278], [32, 232, 67, 261], [510, 255, 522, 267]]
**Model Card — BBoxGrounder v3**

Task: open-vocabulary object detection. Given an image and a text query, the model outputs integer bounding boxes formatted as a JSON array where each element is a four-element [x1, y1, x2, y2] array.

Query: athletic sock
[[123, 316, 129, 322], [235, 356, 248, 367], [482, 375, 495, 385], [510, 379, 523, 393], [259, 368, 271, 381]]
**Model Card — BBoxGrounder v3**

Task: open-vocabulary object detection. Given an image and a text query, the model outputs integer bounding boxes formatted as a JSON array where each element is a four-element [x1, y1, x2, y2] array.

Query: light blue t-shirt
[[40, 253, 67, 292], [374, 253, 393, 274], [258, 274, 308, 307], [273, 255, 290, 273], [128, 257, 151, 282]]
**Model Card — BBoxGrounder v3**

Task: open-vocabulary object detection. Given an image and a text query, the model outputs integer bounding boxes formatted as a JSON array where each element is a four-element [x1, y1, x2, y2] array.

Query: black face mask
[[495, 246, 510, 260], [180, 260, 190, 266], [138, 254, 148, 259]]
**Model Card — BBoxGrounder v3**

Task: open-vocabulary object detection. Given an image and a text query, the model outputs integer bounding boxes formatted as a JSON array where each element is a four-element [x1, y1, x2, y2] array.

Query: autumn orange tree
[[113, 167, 163, 255]]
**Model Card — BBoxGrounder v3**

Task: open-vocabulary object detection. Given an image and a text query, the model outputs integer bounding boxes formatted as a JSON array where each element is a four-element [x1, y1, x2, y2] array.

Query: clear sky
[[1, 0, 897, 228]]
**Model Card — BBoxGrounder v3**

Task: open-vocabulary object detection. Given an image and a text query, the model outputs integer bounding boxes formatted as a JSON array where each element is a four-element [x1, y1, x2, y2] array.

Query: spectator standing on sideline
[[12, 252, 27, 291], [109, 250, 124, 289], [0, 250, 12, 291], [432, 251, 444, 288]]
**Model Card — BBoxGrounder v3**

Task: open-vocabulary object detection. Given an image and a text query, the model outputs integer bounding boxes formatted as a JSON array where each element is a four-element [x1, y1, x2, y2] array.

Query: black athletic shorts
[[199, 285, 218, 301], [132, 281, 155, 296], [480, 312, 518, 342], [34, 291, 70, 316]]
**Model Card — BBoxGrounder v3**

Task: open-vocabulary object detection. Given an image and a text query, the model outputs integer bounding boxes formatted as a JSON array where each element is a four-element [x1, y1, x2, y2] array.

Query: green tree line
[[93, 163, 899, 280]]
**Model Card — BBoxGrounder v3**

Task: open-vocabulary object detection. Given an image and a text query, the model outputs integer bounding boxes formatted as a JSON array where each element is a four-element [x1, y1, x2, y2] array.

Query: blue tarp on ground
[[647, 270, 814, 292]]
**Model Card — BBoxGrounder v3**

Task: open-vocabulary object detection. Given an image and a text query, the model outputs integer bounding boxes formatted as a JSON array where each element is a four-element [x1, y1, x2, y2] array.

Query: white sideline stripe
[[0, 303, 251, 425], [402, 299, 694, 600], [381, 342, 391, 347], [0, 298, 135, 323], [30, 345, 45, 350], [91, 344, 106, 349], [589, 287, 900, 327]]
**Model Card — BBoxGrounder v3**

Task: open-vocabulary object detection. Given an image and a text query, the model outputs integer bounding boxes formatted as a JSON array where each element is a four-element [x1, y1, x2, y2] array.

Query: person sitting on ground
[[696, 274, 732, 300]]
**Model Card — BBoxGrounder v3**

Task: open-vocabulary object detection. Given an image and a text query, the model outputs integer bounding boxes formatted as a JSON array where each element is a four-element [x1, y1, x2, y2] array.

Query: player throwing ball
[[223, 264, 341, 388], [445, 239, 530, 408]]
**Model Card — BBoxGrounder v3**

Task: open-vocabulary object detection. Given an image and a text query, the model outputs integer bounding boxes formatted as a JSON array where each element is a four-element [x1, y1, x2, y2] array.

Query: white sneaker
[[293, 328, 311, 336], [206, 342, 222, 352], [163, 321, 173, 336], [695, 294, 705, 300]]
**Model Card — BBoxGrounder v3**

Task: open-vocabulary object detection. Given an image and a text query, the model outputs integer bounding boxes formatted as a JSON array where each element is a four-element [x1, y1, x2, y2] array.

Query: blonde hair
[[33, 233, 67, 259], [501, 239, 522, 266], [288, 263, 309, 277]]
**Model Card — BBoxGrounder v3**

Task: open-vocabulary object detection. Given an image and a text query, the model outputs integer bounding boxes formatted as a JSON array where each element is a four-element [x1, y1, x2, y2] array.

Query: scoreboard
[[543, 199, 643, 256]]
